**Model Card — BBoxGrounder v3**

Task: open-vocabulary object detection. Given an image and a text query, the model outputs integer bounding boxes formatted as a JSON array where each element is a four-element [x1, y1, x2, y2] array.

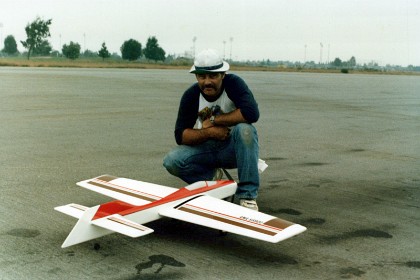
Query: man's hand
[[202, 118, 213, 129]]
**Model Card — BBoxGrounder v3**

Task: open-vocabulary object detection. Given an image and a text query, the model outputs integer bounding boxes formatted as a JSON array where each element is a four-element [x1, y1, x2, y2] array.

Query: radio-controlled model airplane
[[55, 175, 306, 248]]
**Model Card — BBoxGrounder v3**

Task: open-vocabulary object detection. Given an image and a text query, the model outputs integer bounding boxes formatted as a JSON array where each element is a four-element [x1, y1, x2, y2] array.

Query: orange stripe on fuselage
[[94, 200, 135, 219]]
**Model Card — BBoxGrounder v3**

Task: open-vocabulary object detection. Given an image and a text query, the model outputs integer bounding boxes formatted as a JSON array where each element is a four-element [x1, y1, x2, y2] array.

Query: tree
[[82, 49, 97, 58], [21, 17, 52, 60], [33, 40, 52, 56], [62, 41, 81, 60], [348, 56, 356, 68], [121, 39, 142, 61], [98, 42, 111, 60], [3, 35, 18, 55], [144, 36, 166, 62], [332, 57, 342, 67]]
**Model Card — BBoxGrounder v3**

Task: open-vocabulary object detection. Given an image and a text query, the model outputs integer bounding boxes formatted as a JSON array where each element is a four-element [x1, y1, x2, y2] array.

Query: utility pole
[[304, 44, 307, 63]]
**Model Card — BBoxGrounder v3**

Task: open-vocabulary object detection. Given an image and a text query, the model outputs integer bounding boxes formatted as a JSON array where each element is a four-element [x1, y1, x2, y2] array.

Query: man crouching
[[163, 49, 260, 211]]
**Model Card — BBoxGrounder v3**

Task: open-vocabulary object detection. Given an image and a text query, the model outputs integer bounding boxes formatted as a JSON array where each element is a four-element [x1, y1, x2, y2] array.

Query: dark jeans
[[163, 123, 259, 199]]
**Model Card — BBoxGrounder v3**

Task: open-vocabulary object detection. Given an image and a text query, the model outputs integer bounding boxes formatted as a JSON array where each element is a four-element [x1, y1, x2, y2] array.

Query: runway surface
[[1, 67, 419, 279]]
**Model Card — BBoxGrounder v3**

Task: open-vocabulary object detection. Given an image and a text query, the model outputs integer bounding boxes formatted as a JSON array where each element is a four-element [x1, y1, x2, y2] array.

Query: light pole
[[327, 44, 330, 64], [320, 42, 323, 64], [229, 37, 233, 61], [192, 36, 197, 58]]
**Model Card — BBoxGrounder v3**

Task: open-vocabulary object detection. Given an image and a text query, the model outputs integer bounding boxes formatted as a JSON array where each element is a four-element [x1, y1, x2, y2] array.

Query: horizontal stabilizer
[[159, 195, 306, 243], [55, 203, 88, 219], [91, 215, 154, 238]]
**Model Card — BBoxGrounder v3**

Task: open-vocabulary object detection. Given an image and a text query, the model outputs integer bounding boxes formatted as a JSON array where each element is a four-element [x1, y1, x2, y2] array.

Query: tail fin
[[56, 203, 154, 248], [60, 205, 112, 248]]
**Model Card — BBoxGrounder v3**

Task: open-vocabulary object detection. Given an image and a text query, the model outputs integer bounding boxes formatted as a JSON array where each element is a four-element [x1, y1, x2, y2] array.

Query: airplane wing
[[76, 175, 177, 206], [159, 195, 306, 243]]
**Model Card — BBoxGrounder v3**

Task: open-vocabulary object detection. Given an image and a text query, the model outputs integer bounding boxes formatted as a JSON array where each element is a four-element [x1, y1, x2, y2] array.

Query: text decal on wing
[[240, 216, 264, 224], [178, 204, 288, 236]]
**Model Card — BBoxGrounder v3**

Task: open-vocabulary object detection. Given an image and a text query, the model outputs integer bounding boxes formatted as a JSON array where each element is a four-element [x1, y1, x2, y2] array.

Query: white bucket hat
[[190, 49, 230, 74]]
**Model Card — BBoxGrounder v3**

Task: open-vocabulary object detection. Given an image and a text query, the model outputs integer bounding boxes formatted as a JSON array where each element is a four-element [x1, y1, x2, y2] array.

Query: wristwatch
[[210, 115, 216, 125]]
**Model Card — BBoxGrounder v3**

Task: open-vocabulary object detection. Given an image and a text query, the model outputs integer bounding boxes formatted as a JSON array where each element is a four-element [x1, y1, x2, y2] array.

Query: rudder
[[61, 205, 112, 248]]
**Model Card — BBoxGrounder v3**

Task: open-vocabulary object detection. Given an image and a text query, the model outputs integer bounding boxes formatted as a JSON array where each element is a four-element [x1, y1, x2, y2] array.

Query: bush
[[341, 68, 349, 74]]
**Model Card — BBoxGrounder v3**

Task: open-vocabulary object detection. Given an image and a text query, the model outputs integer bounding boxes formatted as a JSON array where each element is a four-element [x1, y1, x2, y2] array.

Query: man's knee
[[232, 123, 258, 145], [162, 153, 171, 169], [163, 150, 179, 175]]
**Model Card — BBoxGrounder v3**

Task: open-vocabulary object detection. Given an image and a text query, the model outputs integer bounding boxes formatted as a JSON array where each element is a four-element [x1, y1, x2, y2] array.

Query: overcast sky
[[1, 0, 419, 66]]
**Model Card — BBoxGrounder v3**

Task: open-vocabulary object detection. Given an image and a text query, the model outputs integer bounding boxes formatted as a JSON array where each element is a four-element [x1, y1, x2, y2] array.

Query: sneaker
[[212, 168, 223, 181], [239, 199, 259, 211]]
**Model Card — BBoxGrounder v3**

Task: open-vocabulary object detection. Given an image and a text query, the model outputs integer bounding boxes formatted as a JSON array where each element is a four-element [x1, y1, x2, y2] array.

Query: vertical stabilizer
[[61, 205, 112, 248]]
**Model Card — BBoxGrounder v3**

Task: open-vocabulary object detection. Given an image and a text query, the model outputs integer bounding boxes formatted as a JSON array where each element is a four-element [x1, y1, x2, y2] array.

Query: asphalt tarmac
[[1, 67, 419, 279]]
